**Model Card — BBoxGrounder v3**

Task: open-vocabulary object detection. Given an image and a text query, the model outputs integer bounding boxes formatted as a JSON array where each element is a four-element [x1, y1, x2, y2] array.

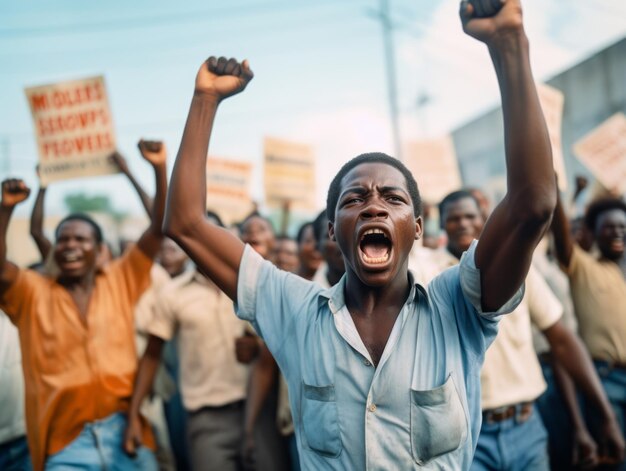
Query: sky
[[1, 0, 625, 222]]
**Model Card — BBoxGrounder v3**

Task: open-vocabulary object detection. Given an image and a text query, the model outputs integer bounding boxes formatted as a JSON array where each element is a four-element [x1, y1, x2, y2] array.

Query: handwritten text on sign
[[25, 76, 118, 184]]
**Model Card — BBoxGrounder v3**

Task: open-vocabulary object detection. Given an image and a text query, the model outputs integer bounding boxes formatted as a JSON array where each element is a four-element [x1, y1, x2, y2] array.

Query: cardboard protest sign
[[404, 136, 462, 203], [206, 157, 254, 226], [25, 76, 118, 185], [263, 137, 315, 210], [573, 113, 626, 195], [537, 83, 567, 191]]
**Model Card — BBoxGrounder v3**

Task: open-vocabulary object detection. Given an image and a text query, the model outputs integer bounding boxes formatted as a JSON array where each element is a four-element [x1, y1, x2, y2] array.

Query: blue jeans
[[535, 358, 577, 469], [45, 413, 158, 470], [0, 435, 32, 471], [586, 362, 626, 471], [471, 404, 550, 471]]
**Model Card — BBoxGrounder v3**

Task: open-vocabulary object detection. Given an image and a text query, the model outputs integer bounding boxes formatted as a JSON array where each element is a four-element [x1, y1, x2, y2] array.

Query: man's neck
[[344, 269, 410, 319]]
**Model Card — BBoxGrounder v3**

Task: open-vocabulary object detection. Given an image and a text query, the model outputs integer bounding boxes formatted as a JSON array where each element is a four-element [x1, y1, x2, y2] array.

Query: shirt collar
[[317, 270, 424, 315]]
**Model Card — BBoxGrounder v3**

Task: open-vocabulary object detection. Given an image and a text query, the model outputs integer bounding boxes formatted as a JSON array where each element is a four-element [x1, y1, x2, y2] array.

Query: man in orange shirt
[[0, 141, 167, 471]]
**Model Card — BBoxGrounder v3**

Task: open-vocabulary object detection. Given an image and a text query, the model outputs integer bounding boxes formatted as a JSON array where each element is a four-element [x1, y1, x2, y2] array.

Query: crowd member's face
[[319, 223, 345, 276], [298, 225, 322, 274], [54, 220, 99, 279], [274, 238, 300, 273], [158, 238, 188, 277], [594, 209, 626, 261], [241, 216, 275, 260], [443, 197, 484, 256], [330, 162, 420, 288]]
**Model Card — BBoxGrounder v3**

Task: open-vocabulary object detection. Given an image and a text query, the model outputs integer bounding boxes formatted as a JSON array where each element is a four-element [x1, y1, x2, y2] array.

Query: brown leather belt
[[482, 402, 533, 424]]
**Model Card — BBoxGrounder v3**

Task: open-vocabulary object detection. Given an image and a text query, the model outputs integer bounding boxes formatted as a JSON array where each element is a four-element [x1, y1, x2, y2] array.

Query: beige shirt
[[417, 247, 563, 409], [148, 270, 249, 411], [481, 264, 562, 409], [567, 245, 626, 363], [0, 312, 25, 443]]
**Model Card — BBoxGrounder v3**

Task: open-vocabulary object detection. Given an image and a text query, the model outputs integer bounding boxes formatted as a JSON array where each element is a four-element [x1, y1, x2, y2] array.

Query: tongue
[[362, 242, 388, 259]]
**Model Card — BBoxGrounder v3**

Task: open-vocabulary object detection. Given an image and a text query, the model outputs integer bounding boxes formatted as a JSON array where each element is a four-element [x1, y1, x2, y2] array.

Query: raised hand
[[460, 0, 523, 46], [195, 56, 254, 101], [137, 139, 167, 167], [1, 179, 31, 208]]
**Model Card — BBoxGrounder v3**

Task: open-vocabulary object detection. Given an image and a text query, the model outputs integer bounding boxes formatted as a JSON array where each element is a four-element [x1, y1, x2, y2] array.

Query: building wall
[[451, 37, 626, 201]]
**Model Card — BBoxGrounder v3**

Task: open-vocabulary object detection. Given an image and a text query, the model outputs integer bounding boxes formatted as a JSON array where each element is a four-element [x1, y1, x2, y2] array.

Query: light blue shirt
[[236, 241, 523, 470]]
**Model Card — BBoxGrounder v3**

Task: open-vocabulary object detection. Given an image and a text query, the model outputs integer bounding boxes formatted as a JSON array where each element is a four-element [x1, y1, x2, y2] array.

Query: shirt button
[[368, 404, 377, 413], [364, 359, 371, 366]]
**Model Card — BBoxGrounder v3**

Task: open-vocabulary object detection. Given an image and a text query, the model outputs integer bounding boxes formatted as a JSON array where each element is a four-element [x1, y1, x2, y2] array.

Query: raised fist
[[195, 56, 254, 101], [460, 0, 524, 46], [1, 179, 31, 208], [137, 140, 167, 166]]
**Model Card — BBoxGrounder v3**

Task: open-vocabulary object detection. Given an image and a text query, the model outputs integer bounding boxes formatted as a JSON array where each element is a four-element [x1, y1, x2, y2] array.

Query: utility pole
[[377, 0, 403, 161]]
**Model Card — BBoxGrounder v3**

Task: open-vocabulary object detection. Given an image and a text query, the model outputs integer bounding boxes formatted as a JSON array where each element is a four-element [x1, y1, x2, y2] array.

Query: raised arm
[[110, 150, 154, 217], [0, 179, 31, 292], [134, 140, 167, 259], [550, 191, 574, 268], [163, 57, 254, 301], [29, 168, 52, 261], [462, 1, 557, 311]]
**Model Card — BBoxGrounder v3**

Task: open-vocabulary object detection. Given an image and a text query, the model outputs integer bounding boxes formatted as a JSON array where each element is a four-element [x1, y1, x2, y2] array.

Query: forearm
[[148, 163, 167, 236], [550, 192, 573, 267], [550, 354, 588, 431], [29, 187, 52, 260], [244, 346, 278, 436], [164, 94, 219, 236], [491, 33, 555, 216], [0, 205, 15, 272], [128, 338, 164, 418], [551, 333, 614, 421], [124, 170, 153, 217]]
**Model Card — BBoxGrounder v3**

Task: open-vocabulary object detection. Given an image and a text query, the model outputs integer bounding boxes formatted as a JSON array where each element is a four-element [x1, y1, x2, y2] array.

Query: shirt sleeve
[[458, 240, 525, 320], [235, 244, 321, 357], [146, 284, 177, 341], [108, 243, 154, 306], [0, 269, 46, 325], [525, 264, 563, 331]]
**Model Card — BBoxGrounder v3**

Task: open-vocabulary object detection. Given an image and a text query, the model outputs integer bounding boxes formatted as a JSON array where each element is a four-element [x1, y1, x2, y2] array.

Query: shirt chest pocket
[[300, 382, 342, 458], [410, 375, 468, 465]]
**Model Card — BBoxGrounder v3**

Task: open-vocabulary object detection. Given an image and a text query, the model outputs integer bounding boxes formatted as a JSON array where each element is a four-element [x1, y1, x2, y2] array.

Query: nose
[[360, 201, 388, 220]]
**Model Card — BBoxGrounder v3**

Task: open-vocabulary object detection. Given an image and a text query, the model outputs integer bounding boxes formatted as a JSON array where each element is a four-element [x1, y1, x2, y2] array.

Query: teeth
[[362, 228, 386, 239], [362, 253, 390, 264], [63, 252, 80, 262]]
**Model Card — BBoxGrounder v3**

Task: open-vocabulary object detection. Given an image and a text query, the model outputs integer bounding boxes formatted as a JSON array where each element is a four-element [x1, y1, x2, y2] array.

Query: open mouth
[[359, 228, 392, 265], [610, 238, 624, 252]]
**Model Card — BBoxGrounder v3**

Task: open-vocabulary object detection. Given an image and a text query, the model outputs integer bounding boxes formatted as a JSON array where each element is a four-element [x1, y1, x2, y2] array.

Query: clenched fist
[[137, 140, 167, 167], [1, 179, 30, 208], [460, 0, 524, 46], [195, 56, 254, 101]]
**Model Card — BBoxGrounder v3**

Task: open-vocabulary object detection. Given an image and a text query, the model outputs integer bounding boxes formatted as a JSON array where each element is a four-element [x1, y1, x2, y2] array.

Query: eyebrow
[[339, 185, 409, 199]]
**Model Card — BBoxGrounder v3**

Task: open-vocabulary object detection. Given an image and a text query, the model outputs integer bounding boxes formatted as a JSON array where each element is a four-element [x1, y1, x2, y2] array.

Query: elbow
[[512, 184, 557, 233], [162, 213, 196, 242]]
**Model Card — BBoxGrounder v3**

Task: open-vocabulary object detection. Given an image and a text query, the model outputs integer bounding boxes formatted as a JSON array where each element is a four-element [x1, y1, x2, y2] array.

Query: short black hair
[[55, 213, 103, 244], [438, 190, 481, 228], [325, 152, 422, 223], [206, 210, 225, 228], [312, 210, 328, 244], [584, 198, 626, 233], [239, 212, 275, 235], [296, 221, 313, 244]]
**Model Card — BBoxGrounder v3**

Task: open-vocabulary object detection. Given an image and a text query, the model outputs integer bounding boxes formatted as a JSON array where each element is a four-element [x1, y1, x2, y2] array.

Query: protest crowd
[[1, 1, 625, 470]]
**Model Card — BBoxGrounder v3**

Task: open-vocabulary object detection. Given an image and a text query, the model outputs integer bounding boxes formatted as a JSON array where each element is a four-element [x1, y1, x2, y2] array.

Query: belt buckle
[[515, 403, 532, 423]]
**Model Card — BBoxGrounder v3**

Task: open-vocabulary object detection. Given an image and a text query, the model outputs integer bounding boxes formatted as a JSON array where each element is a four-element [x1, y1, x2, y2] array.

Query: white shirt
[[148, 270, 249, 410], [0, 312, 26, 443]]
